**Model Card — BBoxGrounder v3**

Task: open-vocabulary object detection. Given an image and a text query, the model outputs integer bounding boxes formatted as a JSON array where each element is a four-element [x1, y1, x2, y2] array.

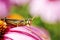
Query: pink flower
[[4, 26, 50, 40], [29, 0, 60, 23]]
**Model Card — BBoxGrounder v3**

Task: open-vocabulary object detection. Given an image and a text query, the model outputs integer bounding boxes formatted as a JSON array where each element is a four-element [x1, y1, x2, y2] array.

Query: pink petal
[[0, 1, 8, 18], [0, 0, 11, 18]]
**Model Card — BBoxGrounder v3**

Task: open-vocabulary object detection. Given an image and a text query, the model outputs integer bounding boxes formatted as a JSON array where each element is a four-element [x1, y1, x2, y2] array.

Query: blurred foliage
[[10, 5, 60, 40], [32, 17, 44, 27], [44, 23, 59, 40], [10, 5, 32, 18]]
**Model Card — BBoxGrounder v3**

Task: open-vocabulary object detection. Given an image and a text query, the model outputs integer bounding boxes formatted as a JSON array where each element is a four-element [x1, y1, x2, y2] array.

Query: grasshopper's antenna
[[31, 16, 36, 21]]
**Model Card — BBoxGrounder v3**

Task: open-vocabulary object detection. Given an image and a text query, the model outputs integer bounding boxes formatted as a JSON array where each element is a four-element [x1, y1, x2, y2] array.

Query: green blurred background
[[10, 5, 60, 40]]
